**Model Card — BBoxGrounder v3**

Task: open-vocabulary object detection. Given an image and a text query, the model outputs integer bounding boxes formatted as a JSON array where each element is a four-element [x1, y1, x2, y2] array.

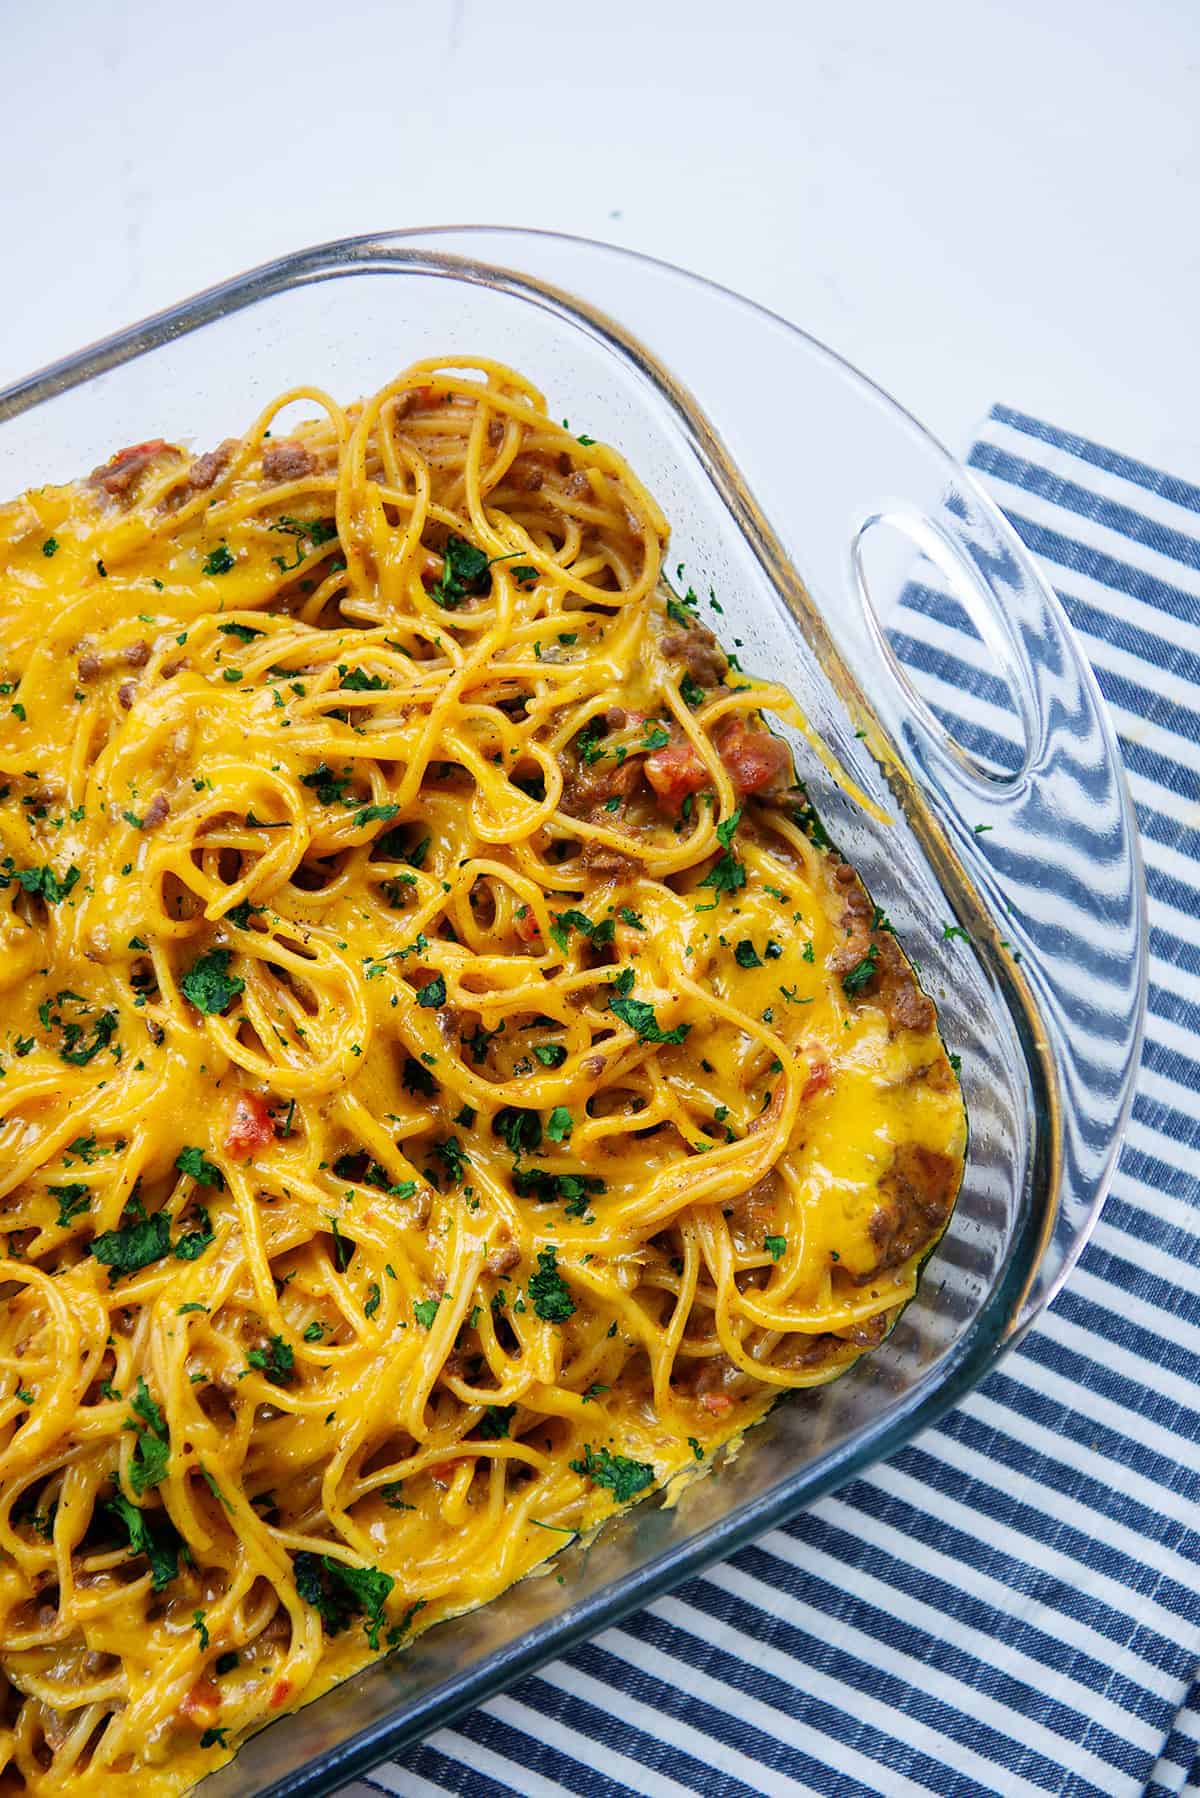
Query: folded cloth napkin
[[343, 409, 1200, 1798]]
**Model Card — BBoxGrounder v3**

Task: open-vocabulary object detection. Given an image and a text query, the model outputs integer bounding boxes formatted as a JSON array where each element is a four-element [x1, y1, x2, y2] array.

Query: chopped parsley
[[569, 1443, 654, 1504], [402, 1056, 437, 1097], [550, 908, 615, 953], [618, 907, 645, 930], [293, 1552, 395, 1650], [841, 944, 879, 997], [269, 515, 338, 573], [733, 940, 762, 968], [610, 994, 690, 1046], [512, 1168, 604, 1214], [175, 1146, 225, 1190], [574, 717, 606, 766], [14, 863, 80, 904], [218, 621, 264, 642], [415, 973, 446, 1008], [108, 1492, 180, 1591], [431, 534, 492, 608], [354, 803, 401, 828], [495, 1106, 542, 1155], [42, 538, 58, 557], [532, 1042, 567, 1069], [700, 808, 746, 897], [49, 1182, 89, 1227], [339, 665, 387, 692], [476, 1403, 515, 1440], [202, 545, 236, 576], [175, 1207, 214, 1261], [89, 1201, 171, 1282], [181, 948, 244, 1015], [126, 1376, 170, 1495], [528, 1246, 575, 1322], [61, 1007, 118, 1066], [247, 1334, 295, 1387], [764, 1234, 787, 1262], [434, 1136, 467, 1184], [545, 1106, 573, 1143], [413, 1297, 441, 1329], [300, 763, 352, 805]]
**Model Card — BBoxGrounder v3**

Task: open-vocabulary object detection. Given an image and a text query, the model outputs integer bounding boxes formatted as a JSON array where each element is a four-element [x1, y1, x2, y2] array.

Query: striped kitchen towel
[[342, 410, 1200, 1798]]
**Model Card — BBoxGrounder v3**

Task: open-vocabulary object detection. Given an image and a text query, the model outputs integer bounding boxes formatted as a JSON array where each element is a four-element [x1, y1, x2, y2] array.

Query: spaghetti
[[0, 359, 965, 1793]]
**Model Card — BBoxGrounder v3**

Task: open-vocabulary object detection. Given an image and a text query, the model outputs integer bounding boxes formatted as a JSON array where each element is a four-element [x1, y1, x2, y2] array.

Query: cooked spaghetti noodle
[[0, 359, 965, 1793]]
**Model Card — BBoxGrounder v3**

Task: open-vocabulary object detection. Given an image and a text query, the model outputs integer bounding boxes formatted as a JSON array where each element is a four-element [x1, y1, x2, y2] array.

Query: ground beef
[[722, 1171, 780, 1250], [117, 681, 137, 710], [142, 793, 170, 829], [660, 620, 728, 686], [561, 754, 643, 818], [857, 1143, 959, 1282], [185, 440, 236, 492], [262, 440, 313, 482], [88, 439, 178, 500], [830, 863, 937, 1034], [581, 839, 641, 880], [484, 1241, 520, 1277], [122, 639, 150, 667], [833, 1311, 889, 1349]]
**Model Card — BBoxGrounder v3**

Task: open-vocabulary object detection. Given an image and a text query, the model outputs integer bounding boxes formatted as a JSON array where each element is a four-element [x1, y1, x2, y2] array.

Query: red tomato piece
[[645, 735, 709, 807], [802, 1054, 832, 1103], [699, 1391, 733, 1416], [224, 1093, 275, 1160], [515, 908, 541, 944], [715, 719, 793, 796], [109, 438, 172, 469], [182, 1677, 221, 1720]]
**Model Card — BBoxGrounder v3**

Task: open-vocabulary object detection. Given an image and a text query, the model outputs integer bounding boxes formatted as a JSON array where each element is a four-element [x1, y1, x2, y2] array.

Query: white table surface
[[5, 0, 1199, 480]]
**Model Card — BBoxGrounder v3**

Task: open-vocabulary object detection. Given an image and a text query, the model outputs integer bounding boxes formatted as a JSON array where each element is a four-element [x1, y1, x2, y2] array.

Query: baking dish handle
[[851, 485, 1147, 1335]]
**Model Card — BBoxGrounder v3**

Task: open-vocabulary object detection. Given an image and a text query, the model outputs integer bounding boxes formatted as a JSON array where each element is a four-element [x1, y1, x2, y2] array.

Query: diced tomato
[[224, 1092, 275, 1160], [269, 1678, 292, 1710], [645, 735, 709, 807], [182, 1678, 221, 1721], [802, 1053, 831, 1103], [515, 907, 541, 944], [699, 1392, 733, 1416], [108, 439, 173, 472], [411, 385, 435, 410], [715, 719, 793, 796]]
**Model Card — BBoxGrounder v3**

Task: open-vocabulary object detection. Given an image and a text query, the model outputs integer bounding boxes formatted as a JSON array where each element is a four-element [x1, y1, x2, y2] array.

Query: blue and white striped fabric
[[342, 410, 1200, 1798]]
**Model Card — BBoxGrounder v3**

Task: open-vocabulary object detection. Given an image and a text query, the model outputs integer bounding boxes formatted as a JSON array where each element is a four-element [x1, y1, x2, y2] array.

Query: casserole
[[0, 228, 1145, 1796]]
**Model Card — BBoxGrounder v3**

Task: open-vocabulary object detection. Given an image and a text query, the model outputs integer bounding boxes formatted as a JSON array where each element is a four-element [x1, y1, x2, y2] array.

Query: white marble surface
[[4, 0, 1198, 475]]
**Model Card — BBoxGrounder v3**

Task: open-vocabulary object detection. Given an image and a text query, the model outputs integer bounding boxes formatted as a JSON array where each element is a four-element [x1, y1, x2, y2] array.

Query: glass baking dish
[[0, 228, 1145, 1796]]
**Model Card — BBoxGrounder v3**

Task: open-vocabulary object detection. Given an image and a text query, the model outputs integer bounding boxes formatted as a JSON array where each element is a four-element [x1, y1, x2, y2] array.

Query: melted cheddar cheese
[[0, 359, 965, 1793]]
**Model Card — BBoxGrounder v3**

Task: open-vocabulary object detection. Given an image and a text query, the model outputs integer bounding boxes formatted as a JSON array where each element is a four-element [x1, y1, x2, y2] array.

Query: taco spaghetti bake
[[0, 359, 965, 1792]]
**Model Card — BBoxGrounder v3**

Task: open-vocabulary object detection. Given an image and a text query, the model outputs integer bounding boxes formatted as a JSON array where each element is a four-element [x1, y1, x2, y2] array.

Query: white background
[[4, 0, 1199, 477]]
